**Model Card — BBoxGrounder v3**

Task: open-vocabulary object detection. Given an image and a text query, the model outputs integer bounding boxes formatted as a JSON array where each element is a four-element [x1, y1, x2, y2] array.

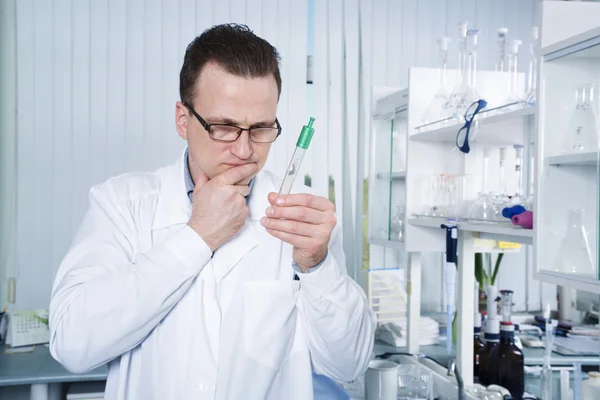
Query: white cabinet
[[535, 26, 600, 294]]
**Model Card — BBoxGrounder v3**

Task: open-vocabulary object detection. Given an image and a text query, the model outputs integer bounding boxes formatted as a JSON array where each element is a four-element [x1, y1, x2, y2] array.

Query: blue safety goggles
[[456, 99, 487, 154]]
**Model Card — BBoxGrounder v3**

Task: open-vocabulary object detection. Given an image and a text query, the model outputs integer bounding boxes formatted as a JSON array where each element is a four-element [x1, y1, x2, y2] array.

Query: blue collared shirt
[[182, 149, 324, 273]]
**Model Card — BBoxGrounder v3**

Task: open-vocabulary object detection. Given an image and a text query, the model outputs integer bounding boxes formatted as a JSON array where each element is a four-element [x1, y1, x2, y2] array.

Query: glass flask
[[490, 323, 524, 400], [563, 83, 599, 153], [504, 39, 525, 109], [468, 149, 496, 221], [524, 27, 539, 107], [447, 24, 482, 121], [552, 209, 596, 278], [422, 37, 453, 125]]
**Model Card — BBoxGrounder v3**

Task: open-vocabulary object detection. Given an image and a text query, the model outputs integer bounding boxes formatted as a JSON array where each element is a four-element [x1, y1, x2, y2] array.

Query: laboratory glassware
[[390, 202, 405, 242], [468, 149, 497, 222], [447, 23, 482, 120], [525, 27, 539, 106], [278, 117, 315, 195], [499, 290, 514, 322], [490, 323, 524, 400], [495, 28, 508, 72], [504, 39, 524, 109], [478, 318, 500, 386], [525, 142, 535, 211], [552, 209, 596, 278], [563, 83, 599, 153], [510, 145, 525, 205], [422, 37, 453, 125]]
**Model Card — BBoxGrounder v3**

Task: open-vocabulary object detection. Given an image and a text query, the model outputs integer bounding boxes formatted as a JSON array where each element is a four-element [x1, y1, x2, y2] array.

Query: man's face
[[176, 62, 279, 185]]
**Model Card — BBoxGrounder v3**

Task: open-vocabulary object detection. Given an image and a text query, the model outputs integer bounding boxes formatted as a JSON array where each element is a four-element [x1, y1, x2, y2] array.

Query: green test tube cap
[[296, 117, 315, 150]]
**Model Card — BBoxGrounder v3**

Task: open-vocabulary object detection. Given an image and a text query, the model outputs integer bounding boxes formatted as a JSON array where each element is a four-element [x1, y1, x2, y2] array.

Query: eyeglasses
[[184, 102, 282, 143], [456, 99, 487, 154]]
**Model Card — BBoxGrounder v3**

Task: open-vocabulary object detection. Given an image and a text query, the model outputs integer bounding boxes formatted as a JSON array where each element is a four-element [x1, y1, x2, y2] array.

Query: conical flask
[[422, 37, 453, 125], [552, 209, 596, 278]]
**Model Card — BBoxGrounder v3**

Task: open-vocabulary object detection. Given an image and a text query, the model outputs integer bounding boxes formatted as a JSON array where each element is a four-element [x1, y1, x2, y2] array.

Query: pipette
[[278, 118, 315, 195]]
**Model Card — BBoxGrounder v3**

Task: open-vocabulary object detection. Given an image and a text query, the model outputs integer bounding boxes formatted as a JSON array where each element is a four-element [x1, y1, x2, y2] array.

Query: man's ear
[[175, 101, 189, 140]]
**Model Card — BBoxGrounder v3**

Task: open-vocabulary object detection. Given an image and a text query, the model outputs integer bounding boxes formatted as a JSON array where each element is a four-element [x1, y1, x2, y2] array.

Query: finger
[[267, 192, 279, 206], [233, 184, 251, 197], [260, 217, 328, 238], [215, 163, 258, 185], [273, 193, 333, 211], [264, 228, 315, 248], [264, 205, 323, 224]]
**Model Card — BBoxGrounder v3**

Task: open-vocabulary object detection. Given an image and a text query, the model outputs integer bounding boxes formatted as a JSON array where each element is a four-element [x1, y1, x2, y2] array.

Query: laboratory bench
[[0, 344, 107, 399]]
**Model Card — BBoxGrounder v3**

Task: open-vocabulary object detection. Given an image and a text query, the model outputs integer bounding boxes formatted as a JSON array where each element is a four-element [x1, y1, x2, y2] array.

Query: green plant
[[475, 252, 504, 290]]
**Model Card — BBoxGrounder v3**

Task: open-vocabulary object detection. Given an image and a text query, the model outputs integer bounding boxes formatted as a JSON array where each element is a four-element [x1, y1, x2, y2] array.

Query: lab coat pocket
[[243, 280, 304, 371]]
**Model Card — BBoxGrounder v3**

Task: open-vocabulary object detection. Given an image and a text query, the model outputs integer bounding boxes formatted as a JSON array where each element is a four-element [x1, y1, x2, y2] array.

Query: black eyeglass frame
[[184, 102, 282, 143]]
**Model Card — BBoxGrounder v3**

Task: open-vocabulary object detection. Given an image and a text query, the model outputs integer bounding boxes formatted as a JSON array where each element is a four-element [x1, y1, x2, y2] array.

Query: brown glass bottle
[[490, 323, 524, 400], [473, 325, 485, 377], [477, 319, 499, 386]]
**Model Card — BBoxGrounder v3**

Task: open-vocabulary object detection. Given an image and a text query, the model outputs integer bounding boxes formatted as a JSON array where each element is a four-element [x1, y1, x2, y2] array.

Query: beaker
[[552, 209, 596, 278], [563, 83, 599, 153], [422, 37, 453, 125]]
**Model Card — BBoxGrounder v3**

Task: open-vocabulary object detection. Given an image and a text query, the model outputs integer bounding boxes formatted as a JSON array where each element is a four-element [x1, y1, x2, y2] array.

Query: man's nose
[[230, 130, 253, 159]]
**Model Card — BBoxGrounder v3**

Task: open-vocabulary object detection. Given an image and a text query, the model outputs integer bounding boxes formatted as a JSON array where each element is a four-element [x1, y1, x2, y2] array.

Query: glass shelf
[[368, 89, 408, 245], [536, 31, 600, 292]]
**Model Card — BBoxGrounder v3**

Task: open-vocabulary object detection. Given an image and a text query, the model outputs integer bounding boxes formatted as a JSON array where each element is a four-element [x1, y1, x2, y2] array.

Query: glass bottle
[[552, 209, 596, 278], [422, 37, 453, 125], [504, 39, 524, 109], [525, 26, 539, 106], [563, 83, 599, 153], [490, 323, 524, 400], [478, 318, 500, 386], [525, 142, 535, 211]]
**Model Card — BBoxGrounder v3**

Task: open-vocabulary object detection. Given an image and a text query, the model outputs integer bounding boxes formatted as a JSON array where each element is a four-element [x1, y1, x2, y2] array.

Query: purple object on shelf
[[511, 210, 533, 229]]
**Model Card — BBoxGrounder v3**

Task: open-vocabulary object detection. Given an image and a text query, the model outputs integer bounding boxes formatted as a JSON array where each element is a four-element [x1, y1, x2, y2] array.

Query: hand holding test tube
[[261, 118, 337, 271]]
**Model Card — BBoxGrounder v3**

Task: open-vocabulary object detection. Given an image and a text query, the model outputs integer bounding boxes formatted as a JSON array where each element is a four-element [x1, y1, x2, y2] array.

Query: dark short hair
[[179, 23, 282, 105]]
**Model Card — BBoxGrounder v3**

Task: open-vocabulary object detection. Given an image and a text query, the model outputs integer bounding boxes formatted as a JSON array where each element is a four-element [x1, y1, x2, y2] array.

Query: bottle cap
[[296, 117, 315, 150], [438, 37, 451, 51], [500, 322, 515, 332], [459, 22, 468, 38], [509, 39, 522, 54], [485, 318, 500, 334], [474, 312, 482, 328], [498, 27, 508, 35]]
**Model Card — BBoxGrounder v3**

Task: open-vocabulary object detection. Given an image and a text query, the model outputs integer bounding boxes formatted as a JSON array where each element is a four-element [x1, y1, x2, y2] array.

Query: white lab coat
[[49, 152, 377, 400]]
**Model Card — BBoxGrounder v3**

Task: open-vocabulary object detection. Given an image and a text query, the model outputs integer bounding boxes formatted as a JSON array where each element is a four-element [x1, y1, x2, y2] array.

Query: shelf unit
[[364, 0, 600, 391], [546, 152, 597, 166], [367, 65, 537, 389], [535, 23, 600, 294]]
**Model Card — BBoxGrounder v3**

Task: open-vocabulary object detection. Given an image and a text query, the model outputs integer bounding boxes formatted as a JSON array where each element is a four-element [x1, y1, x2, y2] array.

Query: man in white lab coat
[[49, 23, 376, 400]]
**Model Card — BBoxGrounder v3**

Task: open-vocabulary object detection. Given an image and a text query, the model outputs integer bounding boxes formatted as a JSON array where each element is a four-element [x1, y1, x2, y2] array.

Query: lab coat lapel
[[211, 172, 275, 283], [152, 151, 192, 230]]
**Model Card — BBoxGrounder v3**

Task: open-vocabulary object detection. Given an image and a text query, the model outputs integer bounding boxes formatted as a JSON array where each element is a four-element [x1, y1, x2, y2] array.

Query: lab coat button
[[198, 382, 209, 392]]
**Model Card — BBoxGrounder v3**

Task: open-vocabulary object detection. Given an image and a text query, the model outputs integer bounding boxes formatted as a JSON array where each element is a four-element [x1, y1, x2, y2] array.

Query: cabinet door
[[537, 35, 600, 292]]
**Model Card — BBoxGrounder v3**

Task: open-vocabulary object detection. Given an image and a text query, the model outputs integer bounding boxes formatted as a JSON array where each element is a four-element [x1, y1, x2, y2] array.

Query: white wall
[[6, 0, 308, 310], [362, 0, 556, 313]]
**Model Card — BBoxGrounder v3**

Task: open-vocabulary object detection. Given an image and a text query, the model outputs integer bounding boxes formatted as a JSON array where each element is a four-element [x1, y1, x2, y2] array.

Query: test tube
[[278, 118, 315, 195]]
